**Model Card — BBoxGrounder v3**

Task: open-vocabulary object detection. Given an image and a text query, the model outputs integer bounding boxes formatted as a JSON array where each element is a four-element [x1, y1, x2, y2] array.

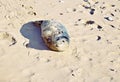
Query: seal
[[34, 20, 70, 51]]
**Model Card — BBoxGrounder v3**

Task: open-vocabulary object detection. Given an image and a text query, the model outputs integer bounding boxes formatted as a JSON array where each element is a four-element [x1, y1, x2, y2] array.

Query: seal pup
[[34, 20, 70, 51]]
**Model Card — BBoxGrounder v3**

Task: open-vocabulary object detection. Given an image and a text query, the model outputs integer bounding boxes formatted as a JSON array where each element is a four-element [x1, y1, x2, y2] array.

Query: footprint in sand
[[0, 31, 17, 46]]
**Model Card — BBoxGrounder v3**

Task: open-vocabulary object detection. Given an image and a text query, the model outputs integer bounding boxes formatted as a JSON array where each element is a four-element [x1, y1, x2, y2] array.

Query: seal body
[[37, 20, 70, 51]]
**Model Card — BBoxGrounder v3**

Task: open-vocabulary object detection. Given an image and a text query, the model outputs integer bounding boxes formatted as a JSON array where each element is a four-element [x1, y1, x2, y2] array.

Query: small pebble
[[9, 37, 17, 46], [74, 23, 79, 26], [78, 19, 81, 21], [70, 70, 74, 73], [118, 45, 120, 49], [100, 6, 106, 9], [111, 5, 115, 7], [23, 41, 29, 48], [36, 56, 40, 61], [104, 17, 113, 21], [58, 0, 64, 3], [90, 28, 93, 30], [28, 11, 37, 16], [97, 25, 102, 29], [114, 9, 117, 12], [82, 5, 91, 9], [25, 43, 29, 48], [89, 58, 92, 61], [106, 40, 112, 44], [72, 74, 75, 76], [95, 1, 99, 4], [110, 25, 115, 28], [110, 60, 114, 63], [110, 68, 115, 71], [46, 59, 50, 62], [102, 2, 105, 4], [97, 36, 101, 41], [73, 8, 77, 12], [90, 9, 95, 15], [60, 13, 63, 15], [83, 0, 88, 2], [111, 13, 114, 16], [86, 20, 95, 24], [22, 5, 24, 7], [33, 12, 37, 15], [110, 77, 114, 80]]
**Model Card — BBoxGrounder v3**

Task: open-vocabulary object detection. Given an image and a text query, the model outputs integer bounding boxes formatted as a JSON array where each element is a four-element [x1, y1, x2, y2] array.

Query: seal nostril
[[59, 32, 61, 34], [62, 40, 65, 42], [56, 44, 59, 47]]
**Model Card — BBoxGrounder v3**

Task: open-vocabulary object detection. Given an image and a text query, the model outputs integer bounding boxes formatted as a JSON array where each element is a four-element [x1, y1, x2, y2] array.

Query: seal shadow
[[20, 21, 49, 50]]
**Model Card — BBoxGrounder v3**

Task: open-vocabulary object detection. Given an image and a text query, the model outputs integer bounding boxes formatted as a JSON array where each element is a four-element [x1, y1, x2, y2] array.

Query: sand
[[0, 0, 120, 82]]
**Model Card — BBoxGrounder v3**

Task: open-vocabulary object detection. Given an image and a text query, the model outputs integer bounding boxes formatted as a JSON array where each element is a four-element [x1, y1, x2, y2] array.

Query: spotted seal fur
[[34, 20, 70, 51]]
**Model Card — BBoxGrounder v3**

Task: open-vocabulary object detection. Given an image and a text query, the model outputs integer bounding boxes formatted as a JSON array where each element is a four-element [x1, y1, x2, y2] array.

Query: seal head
[[53, 35, 69, 51]]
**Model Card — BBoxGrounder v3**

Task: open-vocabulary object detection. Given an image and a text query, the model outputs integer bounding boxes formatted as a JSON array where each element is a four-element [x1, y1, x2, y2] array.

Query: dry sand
[[0, 0, 120, 82]]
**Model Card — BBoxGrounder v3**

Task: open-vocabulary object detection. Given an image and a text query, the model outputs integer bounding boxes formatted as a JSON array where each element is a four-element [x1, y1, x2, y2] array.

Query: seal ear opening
[[33, 20, 43, 27]]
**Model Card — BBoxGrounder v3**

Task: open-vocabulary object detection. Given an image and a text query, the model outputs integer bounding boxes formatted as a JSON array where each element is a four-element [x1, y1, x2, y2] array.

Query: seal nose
[[56, 37, 60, 41]]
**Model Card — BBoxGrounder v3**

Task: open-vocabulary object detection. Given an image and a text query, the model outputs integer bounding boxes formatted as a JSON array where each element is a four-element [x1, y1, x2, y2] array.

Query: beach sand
[[0, 0, 120, 82]]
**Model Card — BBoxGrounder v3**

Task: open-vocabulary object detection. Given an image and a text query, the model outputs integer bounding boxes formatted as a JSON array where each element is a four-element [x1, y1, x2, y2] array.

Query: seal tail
[[33, 20, 43, 28]]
